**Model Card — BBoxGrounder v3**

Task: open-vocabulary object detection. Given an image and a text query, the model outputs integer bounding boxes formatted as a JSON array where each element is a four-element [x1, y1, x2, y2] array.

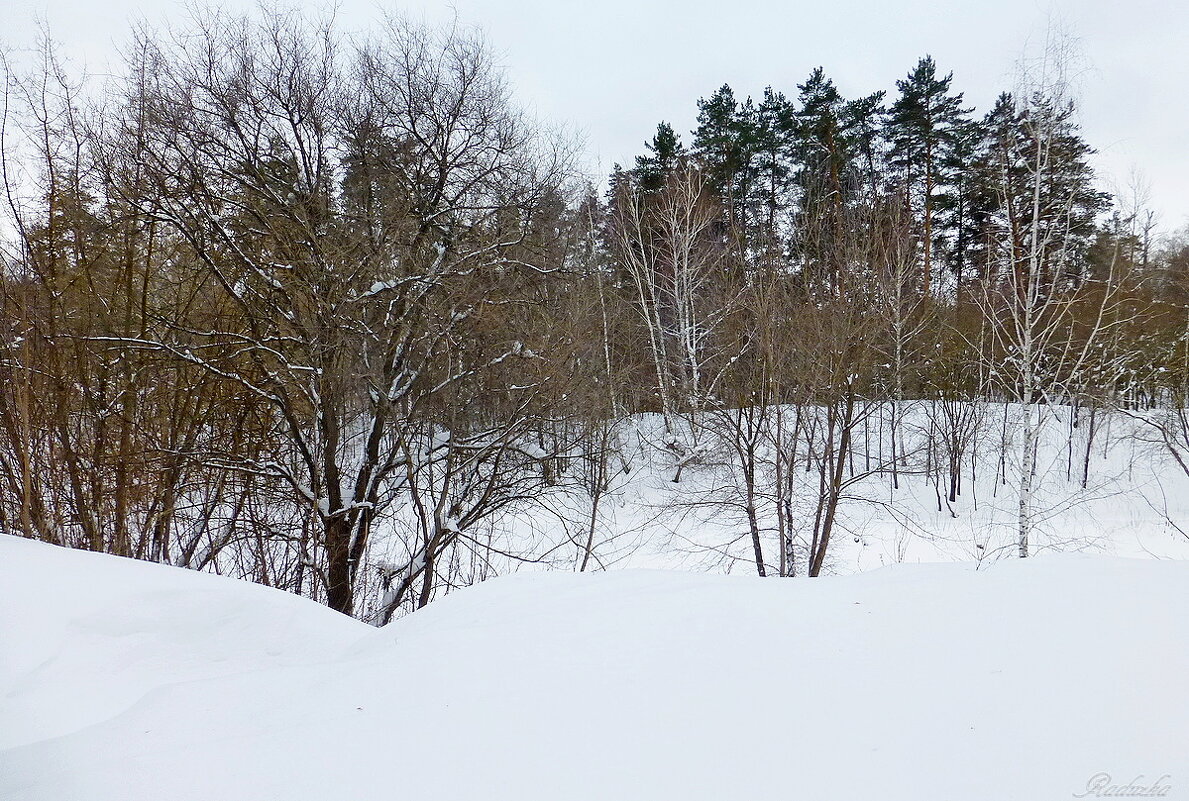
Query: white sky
[[7, 0, 1188, 232]]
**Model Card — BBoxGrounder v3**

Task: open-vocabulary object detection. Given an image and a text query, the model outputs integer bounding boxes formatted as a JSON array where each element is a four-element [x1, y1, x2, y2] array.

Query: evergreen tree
[[964, 93, 1028, 287], [692, 84, 759, 239], [635, 122, 685, 193], [843, 90, 887, 202], [1023, 94, 1107, 283], [693, 85, 745, 196], [749, 87, 797, 258], [934, 112, 994, 298], [791, 67, 884, 291], [977, 92, 1106, 289], [886, 56, 973, 296]]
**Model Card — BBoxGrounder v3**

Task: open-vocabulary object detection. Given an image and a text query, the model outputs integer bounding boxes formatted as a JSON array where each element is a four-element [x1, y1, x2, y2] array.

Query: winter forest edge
[[3, 8, 1189, 624]]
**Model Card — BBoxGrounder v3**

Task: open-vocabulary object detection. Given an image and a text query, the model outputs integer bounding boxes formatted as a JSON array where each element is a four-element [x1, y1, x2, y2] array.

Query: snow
[[358, 278, 400, 299], [0, 536, 366, 751], [3, 533, 1187, 800], [529, 405, 1189, 578]]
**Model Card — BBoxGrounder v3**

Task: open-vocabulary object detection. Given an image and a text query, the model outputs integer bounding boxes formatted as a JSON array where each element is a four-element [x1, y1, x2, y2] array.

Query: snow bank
[[0, 535, 367, 750], [2, 534, 1186, 800]]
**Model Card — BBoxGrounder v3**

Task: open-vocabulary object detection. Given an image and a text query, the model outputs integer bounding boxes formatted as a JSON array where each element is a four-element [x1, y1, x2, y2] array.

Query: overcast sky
[[7, 0, 1188, 231]]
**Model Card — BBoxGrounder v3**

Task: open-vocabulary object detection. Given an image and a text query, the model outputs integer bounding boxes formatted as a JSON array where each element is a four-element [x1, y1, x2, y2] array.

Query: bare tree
[[974, 32, 1133, 557], [91, 9, 572, 615], [610, 164, 742, 429]]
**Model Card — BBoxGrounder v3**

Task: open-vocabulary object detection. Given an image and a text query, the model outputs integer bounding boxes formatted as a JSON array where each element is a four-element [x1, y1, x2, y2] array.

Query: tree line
[[2, 10, 1188, 619]]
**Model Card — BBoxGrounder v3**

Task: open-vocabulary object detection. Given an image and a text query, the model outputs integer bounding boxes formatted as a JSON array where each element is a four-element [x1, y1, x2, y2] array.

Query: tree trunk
[[325, 516, 355, 615], [1018, 404, 1036, 558]]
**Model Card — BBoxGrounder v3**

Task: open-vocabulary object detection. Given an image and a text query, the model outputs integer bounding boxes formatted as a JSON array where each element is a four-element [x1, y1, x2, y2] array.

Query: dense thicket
[[3, 12, 1187, 617]]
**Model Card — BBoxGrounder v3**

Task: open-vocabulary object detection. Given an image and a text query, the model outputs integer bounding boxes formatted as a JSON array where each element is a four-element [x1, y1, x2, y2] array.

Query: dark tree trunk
[[325, 517, 354, 615]]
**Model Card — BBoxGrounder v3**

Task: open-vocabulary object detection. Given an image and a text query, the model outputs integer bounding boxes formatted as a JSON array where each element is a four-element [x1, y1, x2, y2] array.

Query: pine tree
[[692, 84, 758, 239], [934, 112, 992, 299], [635, 122, 685, 194], [692, 85, 744, 196], [977, 92, 1106, 290], [750, 86, 797, 257], [791, 67, 884, 292], [843, 90, 887, 202], [887, 56, 973, 297]]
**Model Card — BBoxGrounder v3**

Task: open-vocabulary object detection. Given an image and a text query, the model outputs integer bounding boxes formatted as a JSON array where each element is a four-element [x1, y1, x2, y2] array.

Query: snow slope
[[0, 535, 368, 751], [2, 534, 1186, 800]]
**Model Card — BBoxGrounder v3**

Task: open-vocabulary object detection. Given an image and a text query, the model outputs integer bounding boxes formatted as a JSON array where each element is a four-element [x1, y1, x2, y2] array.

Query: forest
[[3, 8, 1188, 622]]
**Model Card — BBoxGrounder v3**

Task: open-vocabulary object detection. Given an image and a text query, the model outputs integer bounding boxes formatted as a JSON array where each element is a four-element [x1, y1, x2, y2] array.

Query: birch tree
[[974, 34, 1126, 557], [610, 164, 742, 429]]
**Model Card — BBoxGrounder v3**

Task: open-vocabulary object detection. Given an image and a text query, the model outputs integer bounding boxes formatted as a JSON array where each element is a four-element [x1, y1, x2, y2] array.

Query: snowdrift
[[2, 534, 1186, 801]]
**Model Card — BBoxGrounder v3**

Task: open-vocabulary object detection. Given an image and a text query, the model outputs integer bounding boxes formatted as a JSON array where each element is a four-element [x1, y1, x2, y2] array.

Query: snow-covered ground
[[487, 404, 1189, 582], [2, 532, 1186, 800]]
